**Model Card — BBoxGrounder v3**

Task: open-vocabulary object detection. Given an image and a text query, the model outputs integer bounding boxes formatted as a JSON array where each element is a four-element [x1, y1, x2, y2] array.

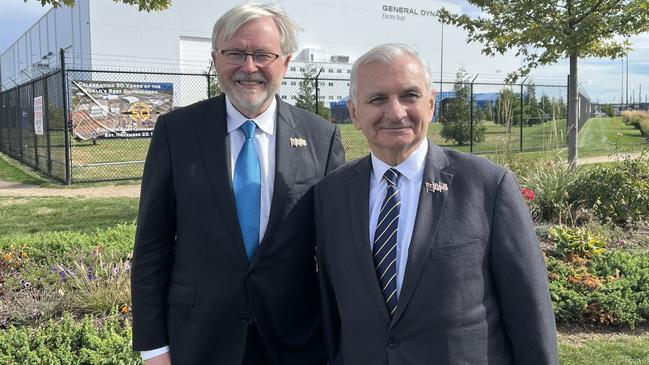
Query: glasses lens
[[222, 50, 245, 64], [253, 53, 277, 66], [221, 50, 278, 65]]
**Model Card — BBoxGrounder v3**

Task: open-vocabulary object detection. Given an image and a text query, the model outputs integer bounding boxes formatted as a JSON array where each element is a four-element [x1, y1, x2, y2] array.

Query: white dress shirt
[[368, 140, 427, 299], [141, 96, 277, 361]]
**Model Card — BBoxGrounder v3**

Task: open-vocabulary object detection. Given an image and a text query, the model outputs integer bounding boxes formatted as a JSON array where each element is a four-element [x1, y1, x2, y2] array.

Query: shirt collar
[[225, 95, 276, 135], [370, 140, 428, 185]]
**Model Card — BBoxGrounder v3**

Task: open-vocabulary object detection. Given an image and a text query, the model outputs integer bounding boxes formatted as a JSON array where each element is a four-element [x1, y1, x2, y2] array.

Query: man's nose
[[385, 98, 408, 121], [240, 54, 259, 73]]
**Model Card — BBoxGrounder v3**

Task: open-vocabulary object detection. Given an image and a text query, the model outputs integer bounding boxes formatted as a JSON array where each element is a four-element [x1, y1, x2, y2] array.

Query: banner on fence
[[70, 81, 173, 140], [33, 96, 44, 135]]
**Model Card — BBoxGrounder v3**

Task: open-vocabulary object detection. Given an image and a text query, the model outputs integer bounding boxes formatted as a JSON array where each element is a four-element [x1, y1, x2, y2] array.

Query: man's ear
[[348, 99, 361, 130], [429, 89, 437, 115], [211, 50, 218, 66]]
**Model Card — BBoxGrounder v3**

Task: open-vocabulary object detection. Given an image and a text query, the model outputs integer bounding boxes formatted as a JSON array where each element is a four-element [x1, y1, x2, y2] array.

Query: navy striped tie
[[373, 168, 400, 316]]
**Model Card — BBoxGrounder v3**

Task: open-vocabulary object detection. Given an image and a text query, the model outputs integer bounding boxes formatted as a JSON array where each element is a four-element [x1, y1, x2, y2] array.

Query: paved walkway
[[0, 180, 141, 198], [576, 152, 644, 165]]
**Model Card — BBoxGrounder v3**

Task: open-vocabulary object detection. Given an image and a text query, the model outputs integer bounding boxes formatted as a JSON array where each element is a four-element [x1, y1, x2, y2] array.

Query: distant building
[[1, 0, 520, 107]]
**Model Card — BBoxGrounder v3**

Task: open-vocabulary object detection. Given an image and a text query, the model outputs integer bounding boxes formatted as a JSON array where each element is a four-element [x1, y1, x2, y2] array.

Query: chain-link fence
[[64, 68, 210, 182], [0, 70, 69, 183], [1, 50, 588, 184]]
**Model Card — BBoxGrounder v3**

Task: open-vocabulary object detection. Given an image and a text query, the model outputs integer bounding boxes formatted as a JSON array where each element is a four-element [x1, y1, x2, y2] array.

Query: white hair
[[350, 43, 433, 102], [211, 3, 301, 56]]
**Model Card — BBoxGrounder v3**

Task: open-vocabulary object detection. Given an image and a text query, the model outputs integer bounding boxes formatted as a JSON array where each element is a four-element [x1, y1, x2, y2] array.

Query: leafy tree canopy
[[437, 1, 649, 82], [25, 0, 171, 12]]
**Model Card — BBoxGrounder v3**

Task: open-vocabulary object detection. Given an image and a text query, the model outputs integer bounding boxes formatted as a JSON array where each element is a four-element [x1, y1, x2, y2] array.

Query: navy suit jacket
[[131, 94, 344, 365], [316, 139, 558, 365]]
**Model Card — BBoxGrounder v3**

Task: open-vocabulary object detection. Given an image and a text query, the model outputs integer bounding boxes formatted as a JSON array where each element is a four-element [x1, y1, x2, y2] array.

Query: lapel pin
[[290, 137, 307, 147], [425, 181, 448, 193]]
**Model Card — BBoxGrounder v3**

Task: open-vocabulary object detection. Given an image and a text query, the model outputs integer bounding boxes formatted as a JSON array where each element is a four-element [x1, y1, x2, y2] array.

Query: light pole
[[626, 51, 629, 109], [440, 20, 444, 96]]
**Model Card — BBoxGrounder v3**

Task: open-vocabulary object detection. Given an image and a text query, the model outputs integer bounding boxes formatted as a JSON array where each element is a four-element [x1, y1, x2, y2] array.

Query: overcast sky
[[1, 0, 648, 103]]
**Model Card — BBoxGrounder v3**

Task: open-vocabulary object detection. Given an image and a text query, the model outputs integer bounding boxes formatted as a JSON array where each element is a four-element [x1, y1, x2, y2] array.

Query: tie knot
[[241, 120, 257, 139], [384, 168, 400, 187]]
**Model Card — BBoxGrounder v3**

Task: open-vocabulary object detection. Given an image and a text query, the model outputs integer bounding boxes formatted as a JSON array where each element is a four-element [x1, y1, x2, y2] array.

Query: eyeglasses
[[218, 49, 281, 66]]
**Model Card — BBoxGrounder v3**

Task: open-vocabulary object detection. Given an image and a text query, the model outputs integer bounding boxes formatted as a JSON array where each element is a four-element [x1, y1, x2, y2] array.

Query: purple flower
[[59, 271, 67, 282]]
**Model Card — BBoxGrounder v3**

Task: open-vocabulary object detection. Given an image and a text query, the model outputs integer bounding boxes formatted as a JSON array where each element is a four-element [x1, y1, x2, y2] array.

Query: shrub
[[621, 110, 649, 130], [55, 247, 132, 316], [640, 118, 649, 137], [0, 223, 136, 266], [547, 250, 649, 327], [519, 157, 578, 223], [548, 225, 607, 259], [571, 156, 649, 225], [0, 313, 139, 364]]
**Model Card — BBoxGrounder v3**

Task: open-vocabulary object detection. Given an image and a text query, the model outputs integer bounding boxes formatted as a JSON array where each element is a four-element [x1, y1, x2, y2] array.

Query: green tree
[[602, 104, 615, 117], [25, 0, 170, 11], [209, 76, 222, 98], [437, 1, 649, 162], [294, 64, 332, 121], [495, 88, 515, 132], [439, 67, 486, 145], [526, 83, 543, 125]]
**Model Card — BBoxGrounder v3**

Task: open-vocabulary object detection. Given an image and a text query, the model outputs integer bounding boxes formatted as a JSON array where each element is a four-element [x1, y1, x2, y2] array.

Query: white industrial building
[[1, 0, 522, 106]]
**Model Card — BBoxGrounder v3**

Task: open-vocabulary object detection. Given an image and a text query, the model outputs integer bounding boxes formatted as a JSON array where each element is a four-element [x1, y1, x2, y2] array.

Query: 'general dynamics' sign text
[[381, 4, 437, 21]]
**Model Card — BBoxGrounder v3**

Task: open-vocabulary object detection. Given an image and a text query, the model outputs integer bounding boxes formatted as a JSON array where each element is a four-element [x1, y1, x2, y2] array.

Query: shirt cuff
[[141, 346, 170, 361]]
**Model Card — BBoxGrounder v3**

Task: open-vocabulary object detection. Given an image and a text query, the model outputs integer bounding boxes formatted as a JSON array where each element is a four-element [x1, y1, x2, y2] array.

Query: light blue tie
[[234, 120, 261, 261]]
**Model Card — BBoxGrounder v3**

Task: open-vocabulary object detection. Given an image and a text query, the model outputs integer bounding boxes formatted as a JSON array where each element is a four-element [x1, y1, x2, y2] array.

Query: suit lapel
[[253, 99, 299, 262], [350, 157, 393, 321], [391, 140, 454, 326], [195, 95, 248, 265]]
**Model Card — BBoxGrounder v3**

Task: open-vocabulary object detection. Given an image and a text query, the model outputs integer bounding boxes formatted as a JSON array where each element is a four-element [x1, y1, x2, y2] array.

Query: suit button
[[238, 313, 250, 324], [387, 337, 399, 348]]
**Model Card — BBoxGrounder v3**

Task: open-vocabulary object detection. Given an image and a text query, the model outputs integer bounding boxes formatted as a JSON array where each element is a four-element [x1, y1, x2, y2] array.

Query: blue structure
[[329, 92, 501, 124]]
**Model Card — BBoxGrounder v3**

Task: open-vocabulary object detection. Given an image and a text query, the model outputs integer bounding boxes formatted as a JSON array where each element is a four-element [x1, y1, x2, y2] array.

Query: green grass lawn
[[579, 117, 648, 158], [559, 329, 649, 364], [0, 153, 49, 186], [0, 196, 139, 234], [61, 116, 646, 181], [339, 118, 567, 161], [70, 138, 149, 182]]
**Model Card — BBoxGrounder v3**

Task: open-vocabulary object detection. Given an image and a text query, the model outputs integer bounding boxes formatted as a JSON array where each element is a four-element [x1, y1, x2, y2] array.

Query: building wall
[[2, 0, 520, 98], [0, 2, 90, 88]]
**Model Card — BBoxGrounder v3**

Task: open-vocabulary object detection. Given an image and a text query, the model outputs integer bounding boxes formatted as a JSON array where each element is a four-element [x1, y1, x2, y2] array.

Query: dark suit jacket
[[131, 94, 344, 365], [316, 139, 558, 365]]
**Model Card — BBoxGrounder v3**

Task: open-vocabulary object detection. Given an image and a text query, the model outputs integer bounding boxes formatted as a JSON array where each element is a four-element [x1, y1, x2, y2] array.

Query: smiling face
[[212, 16, 290, 118], [349, 54, 435, 165]]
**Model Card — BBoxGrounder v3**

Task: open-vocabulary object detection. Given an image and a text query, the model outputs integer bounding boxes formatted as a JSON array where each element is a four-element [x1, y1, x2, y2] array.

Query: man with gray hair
[[131, 3, 343, 364], [315, 43, 558, 364]]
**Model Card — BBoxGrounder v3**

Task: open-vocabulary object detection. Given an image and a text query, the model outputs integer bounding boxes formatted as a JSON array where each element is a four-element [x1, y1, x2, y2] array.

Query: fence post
[[470, 81, 474, 154], [315, 67, 323, 116], [44, 76, 52, 175], [566, 74, 570, 150], [469, 74, 479, 154], [206, 73, 211, 99], [520, 82, 524, 152], [61, 48, 72, 184], [32, 80, 39, 169], [0, 93, 3, 152], [18, 85, 24, 161]]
